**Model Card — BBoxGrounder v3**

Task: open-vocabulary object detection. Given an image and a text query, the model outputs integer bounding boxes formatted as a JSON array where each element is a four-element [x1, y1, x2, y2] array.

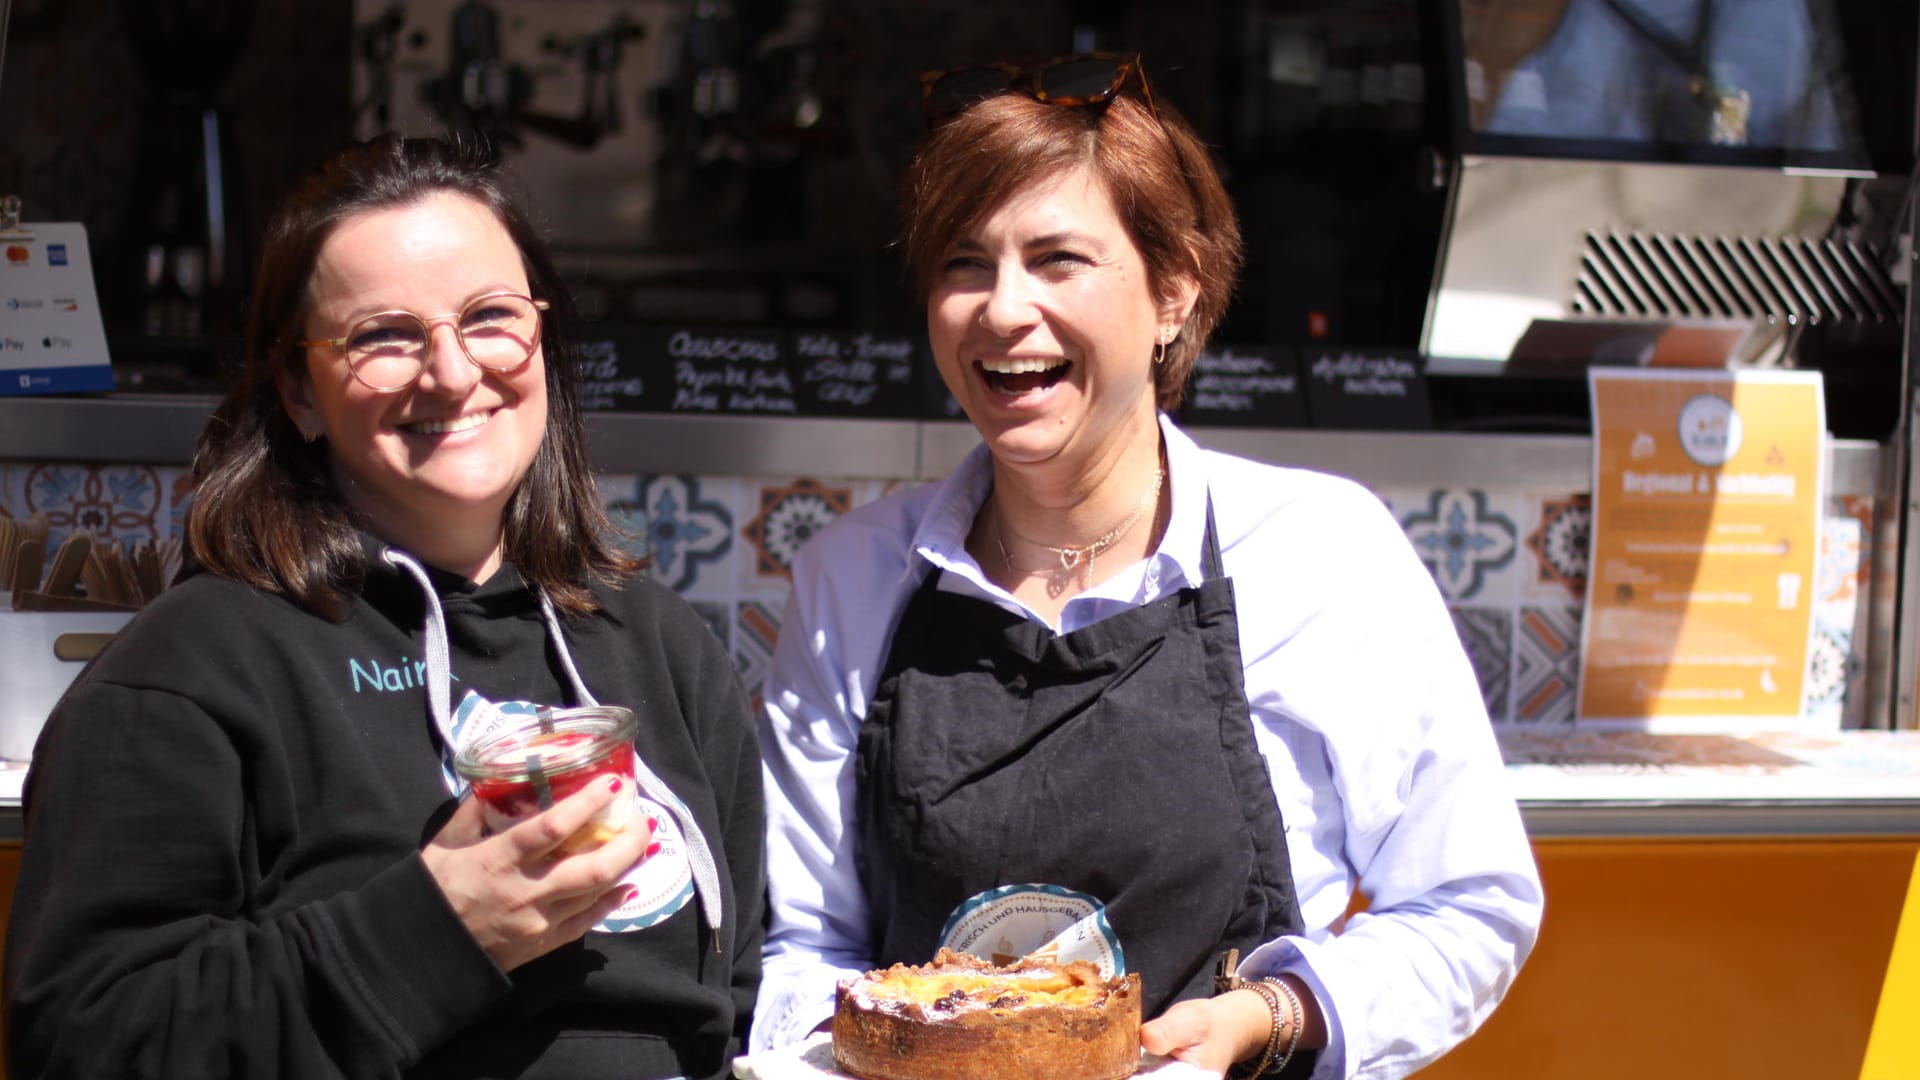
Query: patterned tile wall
[[1, 461, 1873, 730], [1377, 484, 1869, 729]]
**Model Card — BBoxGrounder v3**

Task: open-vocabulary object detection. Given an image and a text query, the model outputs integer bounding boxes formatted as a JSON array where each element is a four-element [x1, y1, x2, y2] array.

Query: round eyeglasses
[[296, 291, 550, 393]]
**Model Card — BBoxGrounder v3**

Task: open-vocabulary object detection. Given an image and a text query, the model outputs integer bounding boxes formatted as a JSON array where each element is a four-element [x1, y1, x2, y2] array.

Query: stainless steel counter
[[1506, 730, 1920, 837]]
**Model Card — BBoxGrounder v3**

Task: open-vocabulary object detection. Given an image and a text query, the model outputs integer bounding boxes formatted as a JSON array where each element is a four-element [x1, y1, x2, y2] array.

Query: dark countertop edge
[[1521, 798, 1920, 837]]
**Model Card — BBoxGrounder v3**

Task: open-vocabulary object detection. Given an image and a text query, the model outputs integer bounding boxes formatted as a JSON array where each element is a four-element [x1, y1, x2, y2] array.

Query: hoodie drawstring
[[381, 550, 457, 750], [382, 547, 725, 941], [534, 590, 725, 943]]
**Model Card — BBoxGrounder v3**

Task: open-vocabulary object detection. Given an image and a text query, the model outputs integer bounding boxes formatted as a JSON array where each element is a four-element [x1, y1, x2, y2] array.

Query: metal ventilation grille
[[1571, 231, 1903, 326]]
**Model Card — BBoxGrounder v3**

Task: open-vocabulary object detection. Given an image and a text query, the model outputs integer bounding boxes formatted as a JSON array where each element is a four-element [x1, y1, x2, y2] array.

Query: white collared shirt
[[752, 416, 1543, 1080]]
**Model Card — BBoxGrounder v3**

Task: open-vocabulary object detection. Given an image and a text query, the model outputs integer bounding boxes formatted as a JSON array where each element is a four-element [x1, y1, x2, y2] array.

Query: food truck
[[0, 2, 1915, 1076]]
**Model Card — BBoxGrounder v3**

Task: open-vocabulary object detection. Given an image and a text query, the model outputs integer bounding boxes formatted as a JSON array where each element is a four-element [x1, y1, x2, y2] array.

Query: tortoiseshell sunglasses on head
[[919, 52, 1157, 127]]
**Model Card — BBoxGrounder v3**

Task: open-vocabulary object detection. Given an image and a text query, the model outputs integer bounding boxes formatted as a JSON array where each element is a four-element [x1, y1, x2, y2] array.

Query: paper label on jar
[[601, 795, 695, 931], [445, 691, 693, 933], [938, 883, 1125, 978]]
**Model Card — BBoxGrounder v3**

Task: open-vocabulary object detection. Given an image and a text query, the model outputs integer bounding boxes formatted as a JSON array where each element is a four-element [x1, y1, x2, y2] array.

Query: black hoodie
[[3, 540, 764, 1080]]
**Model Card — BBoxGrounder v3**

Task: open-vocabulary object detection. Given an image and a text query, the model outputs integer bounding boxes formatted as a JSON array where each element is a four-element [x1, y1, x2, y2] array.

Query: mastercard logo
[[4, 246, 26, 264]]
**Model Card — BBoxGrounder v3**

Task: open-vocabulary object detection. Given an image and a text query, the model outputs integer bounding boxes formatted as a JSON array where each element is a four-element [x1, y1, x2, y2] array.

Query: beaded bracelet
[[1217, 950, 1306, 1079], [1261, 978, 1305, 1077], [1226, 979, 1287, 1079]]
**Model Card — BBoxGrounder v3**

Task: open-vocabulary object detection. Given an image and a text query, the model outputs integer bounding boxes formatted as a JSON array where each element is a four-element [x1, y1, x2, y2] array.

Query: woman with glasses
[[4, 136, 764, 1080], [753, 55, 1542, 1078]]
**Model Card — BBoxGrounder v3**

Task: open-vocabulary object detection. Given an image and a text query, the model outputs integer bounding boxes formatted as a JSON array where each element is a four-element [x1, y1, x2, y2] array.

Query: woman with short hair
[[754, 55, 1542, 1079]]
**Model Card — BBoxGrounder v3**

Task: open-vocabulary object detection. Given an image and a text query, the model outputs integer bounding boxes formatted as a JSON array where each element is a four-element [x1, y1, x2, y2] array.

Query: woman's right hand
[[421, 775, 654, 972], [1140, 988, 1273, 1074]]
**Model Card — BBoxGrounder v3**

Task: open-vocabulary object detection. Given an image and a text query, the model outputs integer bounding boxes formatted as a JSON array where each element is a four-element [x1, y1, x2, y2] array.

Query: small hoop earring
[[1152, 341, 1165, 365]]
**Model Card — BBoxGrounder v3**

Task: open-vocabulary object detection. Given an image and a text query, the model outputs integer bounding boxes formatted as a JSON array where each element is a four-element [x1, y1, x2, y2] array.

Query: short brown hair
[[900, 90, 1242, 410], [187, 135, 640, 619]]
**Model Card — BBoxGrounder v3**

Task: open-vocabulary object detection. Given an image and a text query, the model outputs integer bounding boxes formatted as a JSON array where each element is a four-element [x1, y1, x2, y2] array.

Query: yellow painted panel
[[1420, 837, 1918, 1080], [1859, 849, 1920, 1080]]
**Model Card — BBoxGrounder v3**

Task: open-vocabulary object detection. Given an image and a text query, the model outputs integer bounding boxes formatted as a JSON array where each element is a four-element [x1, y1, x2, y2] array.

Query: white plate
[[732, 1033, 1217, 1079]]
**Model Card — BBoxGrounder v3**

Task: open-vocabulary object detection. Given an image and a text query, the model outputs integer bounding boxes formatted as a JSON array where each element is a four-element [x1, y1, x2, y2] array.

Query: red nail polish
[[647, 815, 659, 832], [620, 886, 639, 905], [606, 776, 622, 794], [645, 841, 661, 858]]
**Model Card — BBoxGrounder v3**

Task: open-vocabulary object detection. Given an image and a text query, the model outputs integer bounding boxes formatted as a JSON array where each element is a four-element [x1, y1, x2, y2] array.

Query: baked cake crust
[[831, 948, 1142, 1080]]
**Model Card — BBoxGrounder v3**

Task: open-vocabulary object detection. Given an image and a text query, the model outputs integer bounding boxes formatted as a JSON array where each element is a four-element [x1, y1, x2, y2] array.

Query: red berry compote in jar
[[454, 706, 642, 855]]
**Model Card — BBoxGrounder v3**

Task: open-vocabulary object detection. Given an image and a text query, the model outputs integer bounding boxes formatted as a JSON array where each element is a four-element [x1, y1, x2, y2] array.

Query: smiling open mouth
[[979, 357, 1069, 395], [404, 411, 492, 436]]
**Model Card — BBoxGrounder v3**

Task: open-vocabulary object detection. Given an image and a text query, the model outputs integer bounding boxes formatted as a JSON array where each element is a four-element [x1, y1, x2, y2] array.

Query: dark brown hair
[[900, 89, 1242, 410], [187, 135, 640, 619]]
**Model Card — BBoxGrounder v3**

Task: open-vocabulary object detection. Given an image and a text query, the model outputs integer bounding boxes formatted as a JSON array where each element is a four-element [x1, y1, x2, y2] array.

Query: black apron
[[857, 500, 1305, 1019]]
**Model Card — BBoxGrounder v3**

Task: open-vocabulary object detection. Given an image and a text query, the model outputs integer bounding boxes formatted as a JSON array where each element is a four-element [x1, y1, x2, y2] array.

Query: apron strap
[[1200, 494, 1225, 583]]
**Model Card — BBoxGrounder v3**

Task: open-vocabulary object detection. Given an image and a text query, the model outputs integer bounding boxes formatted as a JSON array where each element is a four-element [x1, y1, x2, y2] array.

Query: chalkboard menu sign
[[657, 327, 797, 414], [574, 335, 649, 412], [793, 332, 921, 417], [1302, 348, 1432, 430], [575, 325, 799, 415], [1179, 344, 1308, 427]]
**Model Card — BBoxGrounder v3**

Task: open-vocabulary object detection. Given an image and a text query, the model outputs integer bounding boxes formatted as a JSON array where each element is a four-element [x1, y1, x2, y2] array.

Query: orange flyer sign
[[1580, 369, 1825, 728]]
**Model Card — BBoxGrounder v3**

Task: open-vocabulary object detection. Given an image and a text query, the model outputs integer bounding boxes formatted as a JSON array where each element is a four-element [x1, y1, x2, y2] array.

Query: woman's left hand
[[1140, 988, 1273, 1075]]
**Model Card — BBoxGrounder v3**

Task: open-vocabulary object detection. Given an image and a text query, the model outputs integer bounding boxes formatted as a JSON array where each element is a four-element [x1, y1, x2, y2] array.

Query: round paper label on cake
[[938, 883, 1126, 978]]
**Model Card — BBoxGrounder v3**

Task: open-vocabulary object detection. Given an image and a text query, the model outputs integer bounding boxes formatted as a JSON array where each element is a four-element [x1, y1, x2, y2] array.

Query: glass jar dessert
[[454, 705, 643, 854]]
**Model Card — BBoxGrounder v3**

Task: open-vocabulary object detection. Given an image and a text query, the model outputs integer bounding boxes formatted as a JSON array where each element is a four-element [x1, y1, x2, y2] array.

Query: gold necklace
[[994, 462, 1164, 593]]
